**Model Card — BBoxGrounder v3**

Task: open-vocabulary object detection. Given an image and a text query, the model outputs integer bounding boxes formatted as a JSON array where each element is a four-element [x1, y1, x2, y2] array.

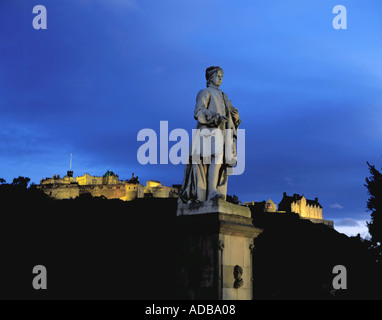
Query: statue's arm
[[230, 108, 241, 127], [194, 89, 220, 126], [224, 94, 241, 127]]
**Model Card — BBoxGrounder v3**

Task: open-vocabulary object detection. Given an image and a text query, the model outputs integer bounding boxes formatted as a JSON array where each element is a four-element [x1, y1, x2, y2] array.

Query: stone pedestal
[[176, 198, 263, 300]]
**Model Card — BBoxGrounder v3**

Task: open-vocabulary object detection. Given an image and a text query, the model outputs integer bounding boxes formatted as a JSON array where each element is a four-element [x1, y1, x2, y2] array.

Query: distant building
[[38, 171, 179, 201], [244, 192, 333, 228], [279, 193, 322, 220], [243, 198, 277, 213], [76, 170, 120, 186]]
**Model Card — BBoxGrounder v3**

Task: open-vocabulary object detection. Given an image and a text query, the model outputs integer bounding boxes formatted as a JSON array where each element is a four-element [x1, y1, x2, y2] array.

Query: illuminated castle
[[278, 192, 323, 219], [244, 193, 333, 227], [38, 170, 179, 201], [38, 156, 332, 227]]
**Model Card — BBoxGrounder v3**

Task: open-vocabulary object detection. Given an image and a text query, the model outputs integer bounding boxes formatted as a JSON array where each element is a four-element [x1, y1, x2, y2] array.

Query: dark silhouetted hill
[[0, 183, 381, 299], [0, 184, 178, 300], [251, 209, 382, 299]]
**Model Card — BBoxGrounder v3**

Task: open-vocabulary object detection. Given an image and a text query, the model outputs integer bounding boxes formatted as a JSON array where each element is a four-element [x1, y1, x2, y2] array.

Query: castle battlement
[[244, 192, 333, 228], [38, 171, 179, 201]]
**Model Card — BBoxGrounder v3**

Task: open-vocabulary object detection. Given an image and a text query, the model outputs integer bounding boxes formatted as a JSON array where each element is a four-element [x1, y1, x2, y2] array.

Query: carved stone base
[[175, 200, 263, 300], [177, 197, 251, 218]]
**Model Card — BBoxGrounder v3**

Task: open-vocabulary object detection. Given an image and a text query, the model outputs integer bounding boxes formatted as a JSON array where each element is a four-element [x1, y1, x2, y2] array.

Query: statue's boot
[[207, 163, 225, 200], [207, 190, 225, 201]]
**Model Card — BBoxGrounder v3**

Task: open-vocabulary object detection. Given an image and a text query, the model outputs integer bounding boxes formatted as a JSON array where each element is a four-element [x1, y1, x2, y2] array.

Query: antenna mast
[[67, 153, 74, 178]]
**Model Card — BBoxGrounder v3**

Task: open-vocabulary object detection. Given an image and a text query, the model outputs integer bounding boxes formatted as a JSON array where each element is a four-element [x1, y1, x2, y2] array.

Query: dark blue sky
[[1, 0, 381, 234]]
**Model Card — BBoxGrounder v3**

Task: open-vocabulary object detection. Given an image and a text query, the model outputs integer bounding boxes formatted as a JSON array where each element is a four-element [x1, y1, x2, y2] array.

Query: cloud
[[0, 123, 49, 159], [336, 218, 359, 227], [334, 219, 371, 239], [79, 0, 140, 13], [153, 66, 165, 74], [99, 0, 139, 11], [329, 203, 344, 209], [284, 177, 294, 187]]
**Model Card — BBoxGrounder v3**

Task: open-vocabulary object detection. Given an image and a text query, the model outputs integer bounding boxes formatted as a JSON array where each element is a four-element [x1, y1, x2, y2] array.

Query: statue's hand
[[229, 106, 239, 115], [218, 115, 228, 123]]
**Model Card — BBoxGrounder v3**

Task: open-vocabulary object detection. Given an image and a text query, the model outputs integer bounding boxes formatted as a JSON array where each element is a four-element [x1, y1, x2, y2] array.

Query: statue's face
[[211, 70, 223, 87]]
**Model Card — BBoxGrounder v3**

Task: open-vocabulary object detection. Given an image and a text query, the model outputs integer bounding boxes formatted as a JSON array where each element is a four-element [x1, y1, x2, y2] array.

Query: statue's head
[[205, 66, 223, 87]]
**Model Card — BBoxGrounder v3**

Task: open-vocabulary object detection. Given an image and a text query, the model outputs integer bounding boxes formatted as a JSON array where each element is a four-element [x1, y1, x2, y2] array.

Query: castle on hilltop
[[37, 169, 333, 227], [37, 170, 180, 201], [243, 193, 333, 228]]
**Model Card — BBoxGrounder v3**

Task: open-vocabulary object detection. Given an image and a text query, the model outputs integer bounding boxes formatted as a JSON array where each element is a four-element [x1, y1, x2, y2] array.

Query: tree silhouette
[[0, 178, 5, 184], [365, 162, 382, 247], [11, 176, 30, 189]]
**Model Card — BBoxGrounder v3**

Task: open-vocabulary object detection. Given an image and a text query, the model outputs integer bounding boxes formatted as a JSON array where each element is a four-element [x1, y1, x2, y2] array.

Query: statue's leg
[[216, 165, 228, 200], [207, 162, 224, 200], [195, 163, 207, 202]]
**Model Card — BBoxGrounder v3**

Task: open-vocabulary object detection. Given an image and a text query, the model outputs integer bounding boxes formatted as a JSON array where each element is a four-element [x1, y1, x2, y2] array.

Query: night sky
[[1, 0, 381, 237]]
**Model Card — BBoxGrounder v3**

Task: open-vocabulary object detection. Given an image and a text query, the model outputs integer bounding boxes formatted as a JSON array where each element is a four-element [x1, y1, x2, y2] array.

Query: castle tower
[[265, 198, 277, 212]]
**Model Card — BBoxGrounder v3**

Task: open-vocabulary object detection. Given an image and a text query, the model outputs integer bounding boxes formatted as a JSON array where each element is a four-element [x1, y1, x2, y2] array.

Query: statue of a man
[[178, 66, 241, 203]]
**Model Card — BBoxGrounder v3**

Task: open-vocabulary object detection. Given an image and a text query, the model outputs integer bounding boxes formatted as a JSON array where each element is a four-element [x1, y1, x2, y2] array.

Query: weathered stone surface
[[178, 66, 241, 203], [176, 200, 263, 300], [177, 198, 251, 218]]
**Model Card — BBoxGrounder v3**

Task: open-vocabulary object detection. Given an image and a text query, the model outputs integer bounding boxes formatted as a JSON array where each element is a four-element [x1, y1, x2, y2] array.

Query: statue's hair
[[205, 66, 223, 82]]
